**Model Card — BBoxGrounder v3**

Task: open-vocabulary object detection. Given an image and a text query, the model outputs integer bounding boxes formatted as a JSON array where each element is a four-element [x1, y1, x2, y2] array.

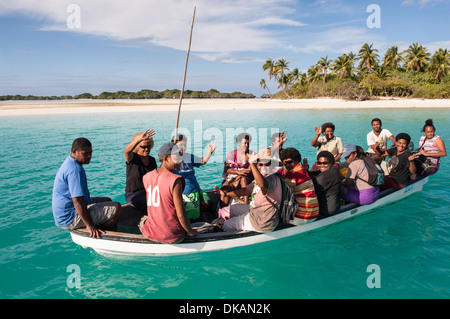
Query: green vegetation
[[261, 43, 450, 100], [0, 88, 255, 101]]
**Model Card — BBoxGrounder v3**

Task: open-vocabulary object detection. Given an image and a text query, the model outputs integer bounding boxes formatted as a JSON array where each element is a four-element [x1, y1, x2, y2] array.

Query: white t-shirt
[[366, 129, 393, 153]]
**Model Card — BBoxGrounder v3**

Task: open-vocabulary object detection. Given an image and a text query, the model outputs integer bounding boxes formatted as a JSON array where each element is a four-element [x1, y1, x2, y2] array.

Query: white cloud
[[285, 26, 386, 56], [0, 0, 305, 59], [401, 0, 441, 7]]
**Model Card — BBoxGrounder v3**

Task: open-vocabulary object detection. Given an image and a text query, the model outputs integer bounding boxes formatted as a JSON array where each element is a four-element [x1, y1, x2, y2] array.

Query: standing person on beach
[[139, 142, 198, 243], [52, 138, 122, 238], [124, 129, 157, 212], [366, 118, 396, 164], [173, 134, 216, 221]]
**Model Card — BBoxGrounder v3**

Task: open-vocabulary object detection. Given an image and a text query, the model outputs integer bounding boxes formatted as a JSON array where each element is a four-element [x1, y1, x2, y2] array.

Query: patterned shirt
[[278, 164, 319, 222]]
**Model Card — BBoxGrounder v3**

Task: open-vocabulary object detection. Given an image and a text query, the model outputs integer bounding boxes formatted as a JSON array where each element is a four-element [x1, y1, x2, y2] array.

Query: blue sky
[[0, 0, 449, 97]]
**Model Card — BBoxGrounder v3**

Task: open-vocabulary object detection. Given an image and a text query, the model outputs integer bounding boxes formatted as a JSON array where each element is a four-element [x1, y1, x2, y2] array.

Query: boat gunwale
[[69, 176, 428, 245]]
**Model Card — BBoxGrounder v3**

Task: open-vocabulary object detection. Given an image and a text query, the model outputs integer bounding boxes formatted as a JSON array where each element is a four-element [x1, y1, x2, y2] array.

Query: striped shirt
[[279, 164, 319, 223]]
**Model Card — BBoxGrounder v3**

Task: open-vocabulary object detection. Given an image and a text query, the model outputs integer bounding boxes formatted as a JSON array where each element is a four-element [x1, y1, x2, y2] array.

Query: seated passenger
[[268, 131, 287, 171], [307, 151, 342, 218], [366, 118, 396, 164], [139, 142, 198, 243], [52, 138, 122, 238], [220, 132, 255, 206], [341, 144, 379, 205], [124, 129, 157, 212], [279, 147, 319, 225], [375, 133, 416, 190], [415, 119, 446, 176], [311, 122, 344, 171], [172, 134, 216, 221], [214, 149, 282, 233]]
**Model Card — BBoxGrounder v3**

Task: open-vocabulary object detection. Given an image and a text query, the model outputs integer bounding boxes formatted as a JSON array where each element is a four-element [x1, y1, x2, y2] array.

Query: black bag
[[359, 156, 385, 186], [266, 173, 297, 224], [414, 154, 437, 176]]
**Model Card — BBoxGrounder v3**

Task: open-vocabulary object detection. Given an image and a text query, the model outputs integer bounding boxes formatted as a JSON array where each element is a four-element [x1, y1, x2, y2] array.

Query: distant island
[[0, 88, 255, 101]]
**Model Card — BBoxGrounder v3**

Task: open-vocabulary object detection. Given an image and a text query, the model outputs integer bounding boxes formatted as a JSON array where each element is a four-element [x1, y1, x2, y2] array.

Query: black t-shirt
[[386, 147, 411, 187], [310, 167, 342, 218], [125, 154, 157, 193]]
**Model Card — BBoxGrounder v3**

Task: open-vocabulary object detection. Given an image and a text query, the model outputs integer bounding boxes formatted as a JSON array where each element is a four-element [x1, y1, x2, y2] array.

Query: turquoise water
[[1, 105, 449, 299]]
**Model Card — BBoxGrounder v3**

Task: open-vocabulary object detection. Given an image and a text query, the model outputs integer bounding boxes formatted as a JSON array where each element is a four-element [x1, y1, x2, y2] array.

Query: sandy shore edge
[[1, 98, 449, 116]]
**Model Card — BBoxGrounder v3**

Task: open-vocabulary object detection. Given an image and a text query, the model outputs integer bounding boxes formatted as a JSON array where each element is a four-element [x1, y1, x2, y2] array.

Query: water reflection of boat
[[70, 176, 428, 257]]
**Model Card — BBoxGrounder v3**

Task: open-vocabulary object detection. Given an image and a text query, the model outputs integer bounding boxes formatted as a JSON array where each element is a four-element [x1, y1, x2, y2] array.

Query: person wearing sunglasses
[[307, 151, 342, 218], [214, 149, 282, 233], [124, 129, 158, 212], [278, 147, 319, 225]]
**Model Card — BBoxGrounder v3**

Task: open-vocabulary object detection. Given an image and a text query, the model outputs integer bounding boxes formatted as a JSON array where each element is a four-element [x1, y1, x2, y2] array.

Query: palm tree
[[260, 79, 272, 96], [383, 45, 403, 69], [331, 54, 355, 79], [288, 68, 300, 85], [307, 64, 321, 83], [317, 56, 332, 83], [262, 58, 277, 80], [357, 43, 379, 73], [429, 48, 450, 82], [275, 59, 290, 96], [403, 43, 430, 72]]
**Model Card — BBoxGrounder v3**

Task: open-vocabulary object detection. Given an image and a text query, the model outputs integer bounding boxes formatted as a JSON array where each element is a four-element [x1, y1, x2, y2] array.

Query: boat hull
[[70, 176, 428, 257]]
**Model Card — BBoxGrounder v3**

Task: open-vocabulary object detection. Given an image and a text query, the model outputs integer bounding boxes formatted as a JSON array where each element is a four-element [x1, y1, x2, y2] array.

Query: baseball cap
[[158, 142, 181, 161]]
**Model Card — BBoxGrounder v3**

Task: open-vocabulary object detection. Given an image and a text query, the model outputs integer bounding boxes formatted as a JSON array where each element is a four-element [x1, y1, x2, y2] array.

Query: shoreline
[[1, 97, 450, 116]]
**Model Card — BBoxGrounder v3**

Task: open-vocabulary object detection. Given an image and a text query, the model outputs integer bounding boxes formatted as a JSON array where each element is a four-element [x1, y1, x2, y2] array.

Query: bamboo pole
[[173, 7, 196, 143]]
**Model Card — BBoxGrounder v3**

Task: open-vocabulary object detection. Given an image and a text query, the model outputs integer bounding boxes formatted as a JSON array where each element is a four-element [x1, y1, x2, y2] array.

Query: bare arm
[[72, 196, 104, 238], [200, 140, 216, 165], [248, 154, 269, 195], [173, 179, 198, 237], [124, 129, 155, 163], [421, 137, 447, 158], [311, 126, 322, 147]]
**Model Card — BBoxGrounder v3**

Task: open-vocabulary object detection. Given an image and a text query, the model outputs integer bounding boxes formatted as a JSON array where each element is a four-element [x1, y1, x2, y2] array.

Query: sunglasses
[[317, 161, 330, 165], [283, 160, 294, 165], [258, 161, 271, 167], [140, 145, 151, 149]]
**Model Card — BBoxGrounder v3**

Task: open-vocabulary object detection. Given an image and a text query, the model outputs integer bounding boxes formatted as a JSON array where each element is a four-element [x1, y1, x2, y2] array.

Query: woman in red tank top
[[139, 142, 198, 243]]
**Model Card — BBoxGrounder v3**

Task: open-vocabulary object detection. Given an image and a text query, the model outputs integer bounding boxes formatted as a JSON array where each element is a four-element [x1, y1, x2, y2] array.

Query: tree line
[[0, 88, 255, 101], [261, 42, 450, 100]]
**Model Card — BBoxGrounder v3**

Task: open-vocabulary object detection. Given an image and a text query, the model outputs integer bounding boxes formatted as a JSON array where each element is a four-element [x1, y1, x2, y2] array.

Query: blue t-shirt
[[52, 156, 91, 227], [174, 153, 202, 194]]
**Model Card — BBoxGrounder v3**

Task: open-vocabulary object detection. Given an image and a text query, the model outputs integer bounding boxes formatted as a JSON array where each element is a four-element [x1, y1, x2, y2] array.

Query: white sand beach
[[1, 98, 450, 116]]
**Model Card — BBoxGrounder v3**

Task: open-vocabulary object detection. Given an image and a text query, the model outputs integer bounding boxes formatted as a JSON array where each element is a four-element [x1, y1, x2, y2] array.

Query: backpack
[[359, 156, 385, 186], [266, 173, 297, 224]]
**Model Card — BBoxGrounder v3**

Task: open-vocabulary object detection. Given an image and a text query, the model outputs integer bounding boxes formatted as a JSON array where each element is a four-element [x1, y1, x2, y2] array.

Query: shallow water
[[0, 106, 449, 298]]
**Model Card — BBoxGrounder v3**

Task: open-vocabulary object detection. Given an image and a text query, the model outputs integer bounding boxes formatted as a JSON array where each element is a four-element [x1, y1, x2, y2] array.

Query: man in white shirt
[[366, 118, 396, 163]]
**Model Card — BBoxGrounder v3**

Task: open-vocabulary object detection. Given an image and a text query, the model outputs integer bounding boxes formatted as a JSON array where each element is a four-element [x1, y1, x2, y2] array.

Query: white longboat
[[70, 176, 429, 257]]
